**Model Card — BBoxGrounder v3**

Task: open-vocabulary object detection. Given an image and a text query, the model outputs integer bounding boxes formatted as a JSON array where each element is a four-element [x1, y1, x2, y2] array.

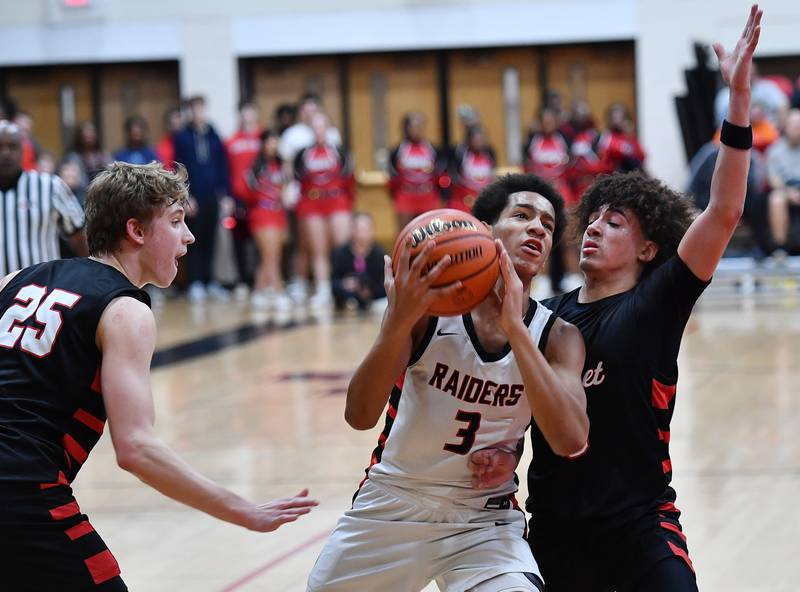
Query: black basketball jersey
[[0, 258, 149, 486], [527, 255, 709, 521]]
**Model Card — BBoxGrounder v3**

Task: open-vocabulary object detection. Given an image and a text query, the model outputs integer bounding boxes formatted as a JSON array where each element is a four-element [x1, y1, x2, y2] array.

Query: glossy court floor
[[73, 280, 800, 592]]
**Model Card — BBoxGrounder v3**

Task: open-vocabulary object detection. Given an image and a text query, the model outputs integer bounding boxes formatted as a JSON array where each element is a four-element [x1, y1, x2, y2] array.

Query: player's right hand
[[383, 240, 461, 329], [244, 489, 319, 532]]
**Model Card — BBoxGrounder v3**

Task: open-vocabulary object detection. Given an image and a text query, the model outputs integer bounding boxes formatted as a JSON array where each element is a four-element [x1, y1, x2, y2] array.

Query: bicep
[[545, 321, 586, 396], [97, 299, 157, 447], [677, 208, 731, 282]]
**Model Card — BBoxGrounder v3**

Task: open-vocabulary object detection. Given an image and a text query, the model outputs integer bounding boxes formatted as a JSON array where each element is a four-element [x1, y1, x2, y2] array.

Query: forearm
[[118, 433, 251, 528], [709, 89, 752, 223], [507, 323, 588, 455], [345, 320, 413, 429]]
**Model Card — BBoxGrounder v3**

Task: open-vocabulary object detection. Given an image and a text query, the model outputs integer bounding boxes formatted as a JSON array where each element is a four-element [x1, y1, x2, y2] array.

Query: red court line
[[219, 529, 331, 591]]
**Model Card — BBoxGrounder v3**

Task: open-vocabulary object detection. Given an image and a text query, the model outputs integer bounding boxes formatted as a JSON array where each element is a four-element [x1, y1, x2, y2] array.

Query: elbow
[[709, 202, 744, 230], [344, 400, 378, 431], [115, 445, 144, 474], [552, 419, 590, 458]]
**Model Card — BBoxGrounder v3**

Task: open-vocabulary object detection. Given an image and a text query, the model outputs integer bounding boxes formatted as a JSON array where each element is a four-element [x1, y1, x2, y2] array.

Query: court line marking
[[219, 528, 332, 591]]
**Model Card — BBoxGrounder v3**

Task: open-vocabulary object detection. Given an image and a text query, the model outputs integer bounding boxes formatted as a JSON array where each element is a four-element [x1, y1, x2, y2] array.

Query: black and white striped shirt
[[0, 171, 85, 275]]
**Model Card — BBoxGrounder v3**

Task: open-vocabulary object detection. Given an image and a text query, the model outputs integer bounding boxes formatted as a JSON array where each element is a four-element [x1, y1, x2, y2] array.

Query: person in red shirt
[[155, 106, 185, 170], [388, 112, 445, 230], [244, 129, 291, 311], [226, 101, 264, 290], [447, 125, 496, 212], [597, 103, 646, 173], [524, 107, 575, 207], [294, 113, 354, 308]]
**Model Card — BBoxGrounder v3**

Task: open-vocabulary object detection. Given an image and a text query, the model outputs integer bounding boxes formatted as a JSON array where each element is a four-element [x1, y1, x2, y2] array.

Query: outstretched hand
[[245, 488, 319, 532], [713, 4, 762, 93]]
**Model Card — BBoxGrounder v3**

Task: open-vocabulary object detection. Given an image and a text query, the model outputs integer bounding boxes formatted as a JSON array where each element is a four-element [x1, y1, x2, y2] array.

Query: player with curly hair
[[470, 6, 763, 590]]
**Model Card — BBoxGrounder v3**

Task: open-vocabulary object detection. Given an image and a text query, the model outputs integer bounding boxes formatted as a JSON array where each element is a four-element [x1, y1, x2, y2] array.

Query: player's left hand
[[494, 240, 526, 337], [469, 447, 518, 490], [713, 4, 762, 93]]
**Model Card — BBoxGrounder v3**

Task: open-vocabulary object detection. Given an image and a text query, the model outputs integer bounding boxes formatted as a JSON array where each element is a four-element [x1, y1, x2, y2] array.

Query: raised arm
[[496, 242, 588, 456], [98, 296, 317, 532], [345, 241, 461, 429], [678, 4, 762, 281]]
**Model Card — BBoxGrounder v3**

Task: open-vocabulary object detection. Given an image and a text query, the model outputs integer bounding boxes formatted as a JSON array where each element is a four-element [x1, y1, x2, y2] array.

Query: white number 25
[[0, 284, 81, 357]]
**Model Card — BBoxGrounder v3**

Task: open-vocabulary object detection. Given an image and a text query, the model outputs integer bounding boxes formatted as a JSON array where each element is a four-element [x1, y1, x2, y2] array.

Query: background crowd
[[1, 69, 799, 311]]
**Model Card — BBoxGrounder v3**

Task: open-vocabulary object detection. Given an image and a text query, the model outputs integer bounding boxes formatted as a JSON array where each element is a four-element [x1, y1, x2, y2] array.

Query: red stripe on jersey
[[658, 429, 671, 443], [658, 501, 680, 514], [395, 372, 405, 390], [49, 500, 80, 521], [74, 409, 104, 434], [84, 550, 121, 584], [63, 434, 88, 464], [90, 367, 102, 394], [662, 459, 672, 474], [651, 379, 676, 410], [660, 520, 687, 541], [387, 405, 397, 420], [667, 541, 695, 573], [65, 520, 95, 541], [39, 471, 70, 490]]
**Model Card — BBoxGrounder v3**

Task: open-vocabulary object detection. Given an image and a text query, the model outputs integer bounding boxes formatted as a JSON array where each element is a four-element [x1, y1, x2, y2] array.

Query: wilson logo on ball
[[409, 218, 478, 248]]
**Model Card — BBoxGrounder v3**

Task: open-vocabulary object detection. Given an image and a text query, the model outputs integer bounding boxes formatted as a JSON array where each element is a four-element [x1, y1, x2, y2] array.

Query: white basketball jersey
[[366, 299, 555, 509]]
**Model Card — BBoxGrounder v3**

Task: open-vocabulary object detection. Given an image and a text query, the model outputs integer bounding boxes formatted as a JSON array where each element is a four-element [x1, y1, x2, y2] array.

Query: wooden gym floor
[[73, 287, 800, 591]]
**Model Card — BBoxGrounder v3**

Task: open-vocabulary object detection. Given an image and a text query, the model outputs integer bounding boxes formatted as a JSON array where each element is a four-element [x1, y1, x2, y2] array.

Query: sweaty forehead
[[507, 191, 554, 217]]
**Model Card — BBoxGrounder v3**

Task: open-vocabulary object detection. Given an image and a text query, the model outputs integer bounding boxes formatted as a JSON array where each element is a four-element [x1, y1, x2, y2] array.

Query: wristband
[[720, 120, 753, 150]]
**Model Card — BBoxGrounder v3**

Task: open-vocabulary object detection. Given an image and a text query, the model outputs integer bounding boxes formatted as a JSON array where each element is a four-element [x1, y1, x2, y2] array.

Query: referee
[[0, 120, 87, 273]]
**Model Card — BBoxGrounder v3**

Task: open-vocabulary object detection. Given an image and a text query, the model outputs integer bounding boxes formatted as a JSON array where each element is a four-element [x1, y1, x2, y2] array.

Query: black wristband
[[720, 120, 753, 150]]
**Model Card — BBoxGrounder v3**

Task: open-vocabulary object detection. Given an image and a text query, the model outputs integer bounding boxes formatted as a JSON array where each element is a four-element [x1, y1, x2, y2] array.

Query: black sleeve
[[632, 254, 711, 373], [388, 146, 400, 177], [366, 246, 388, 297]]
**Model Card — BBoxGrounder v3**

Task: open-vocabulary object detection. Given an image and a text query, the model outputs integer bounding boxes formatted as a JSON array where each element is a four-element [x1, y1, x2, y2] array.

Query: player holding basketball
[[0, 162, 317, 591], [471, 6, 763, 591], [307, 174, 589, 592]]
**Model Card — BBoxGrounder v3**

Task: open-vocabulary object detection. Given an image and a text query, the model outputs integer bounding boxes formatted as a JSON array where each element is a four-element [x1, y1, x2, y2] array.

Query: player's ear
[[125, 218, 146, 246], [638, 240, 658, 264]]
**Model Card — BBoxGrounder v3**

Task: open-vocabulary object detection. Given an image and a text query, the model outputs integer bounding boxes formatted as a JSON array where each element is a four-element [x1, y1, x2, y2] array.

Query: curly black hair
[[472, 173, 567, 245], [575, 172, 698, 276]]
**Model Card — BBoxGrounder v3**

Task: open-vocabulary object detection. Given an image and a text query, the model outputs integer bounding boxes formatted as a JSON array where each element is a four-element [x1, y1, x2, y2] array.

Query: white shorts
[[307, 480, 542, 592]]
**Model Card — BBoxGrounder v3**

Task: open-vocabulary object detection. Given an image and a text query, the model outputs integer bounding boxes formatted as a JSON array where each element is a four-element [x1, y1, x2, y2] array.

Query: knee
[[769, 189, 788, 207]]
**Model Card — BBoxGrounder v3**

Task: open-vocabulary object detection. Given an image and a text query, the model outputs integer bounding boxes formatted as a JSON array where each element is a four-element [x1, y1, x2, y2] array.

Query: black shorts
[[528, 489, 696, 592], [0, 483, 127, 592]]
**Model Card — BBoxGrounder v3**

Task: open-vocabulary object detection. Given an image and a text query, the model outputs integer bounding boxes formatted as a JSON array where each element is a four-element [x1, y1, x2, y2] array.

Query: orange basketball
[[392, 209, 499, 316]]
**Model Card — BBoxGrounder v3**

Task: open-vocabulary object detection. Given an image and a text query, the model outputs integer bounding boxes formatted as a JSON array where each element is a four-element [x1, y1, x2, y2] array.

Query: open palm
[[713, 4, 762, 92]]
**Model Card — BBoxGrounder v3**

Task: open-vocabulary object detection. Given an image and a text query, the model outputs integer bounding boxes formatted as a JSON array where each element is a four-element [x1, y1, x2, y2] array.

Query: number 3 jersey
[[365, 298, 555, 508], [0, 259, 149, 486]]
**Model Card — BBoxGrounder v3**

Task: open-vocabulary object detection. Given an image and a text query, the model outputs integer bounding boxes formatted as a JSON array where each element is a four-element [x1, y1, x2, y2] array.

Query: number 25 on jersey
[[0, 284, 81, 357]]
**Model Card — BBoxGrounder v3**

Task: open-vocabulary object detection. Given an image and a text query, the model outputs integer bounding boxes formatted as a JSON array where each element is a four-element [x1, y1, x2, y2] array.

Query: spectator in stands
[[279, 93, 342, 304], [113, 115, 159, 165], [331, 212, 386, 312], [567, 101, 607, 200], [597, 103, 645, 173], [388, 111, 445, 230], [524, 106, 576, 295], [245, 129, 291, 311], [13, 111, 39, 171], [227, 101, 264, 291], [715, 62, 789, 126], [274, 103, 297, 135], [173, 95, 230, 303], [294, 113, 354, 309], [156, 106, 184, 168], [36, 150, 56, 175], [64, 121, 111, 187], [792, 77, 800, 110], [767, 109, 800, 256], [447, 124, 496, 212], [687, 138, 771, 256], [57, 160, 87, 207]]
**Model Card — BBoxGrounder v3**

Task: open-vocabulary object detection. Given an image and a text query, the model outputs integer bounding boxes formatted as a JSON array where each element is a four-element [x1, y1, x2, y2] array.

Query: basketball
[[392, 209, 499, 316]]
